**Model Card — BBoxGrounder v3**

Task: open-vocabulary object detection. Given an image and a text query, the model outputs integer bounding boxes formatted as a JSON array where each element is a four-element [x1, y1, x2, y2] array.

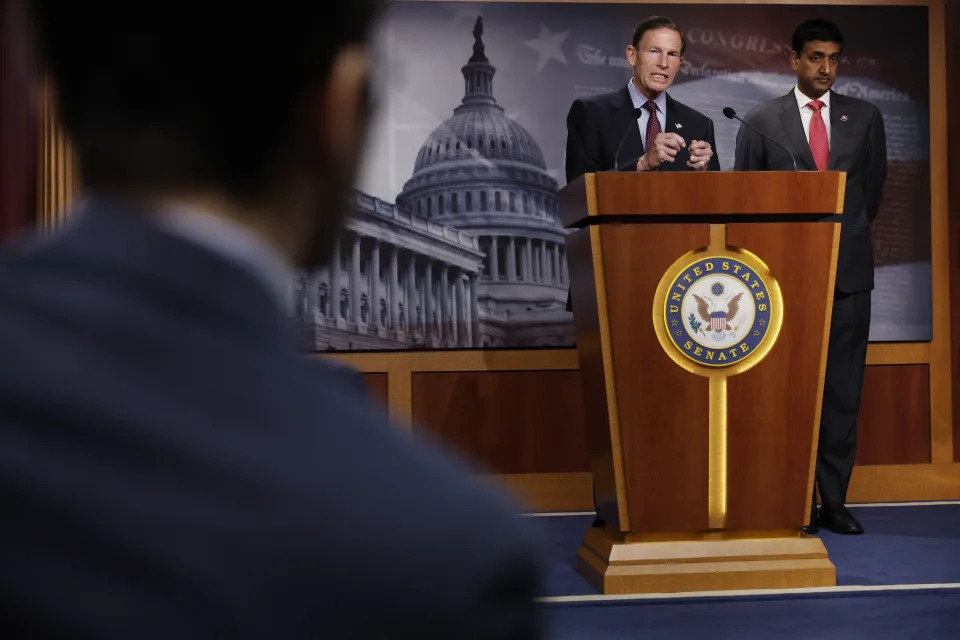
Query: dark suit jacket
[[733, 90, 887, 293], [0, 200, 542, 639], [565, 86, 722, 182]]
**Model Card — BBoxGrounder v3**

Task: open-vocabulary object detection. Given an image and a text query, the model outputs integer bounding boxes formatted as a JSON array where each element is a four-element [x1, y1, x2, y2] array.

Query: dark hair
[[25, 2, 383, 197], [791, 19, 844, 55], [631, 16, 686, 56]]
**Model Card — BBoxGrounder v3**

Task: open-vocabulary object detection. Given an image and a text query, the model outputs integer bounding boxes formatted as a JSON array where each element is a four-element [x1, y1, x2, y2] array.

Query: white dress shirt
[[628, 79, 668, 149], [794, 85, 832, 147]]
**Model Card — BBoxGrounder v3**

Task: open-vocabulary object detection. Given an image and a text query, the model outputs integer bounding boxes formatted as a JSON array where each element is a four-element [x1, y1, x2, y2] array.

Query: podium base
[[576, 527, 836, 595]]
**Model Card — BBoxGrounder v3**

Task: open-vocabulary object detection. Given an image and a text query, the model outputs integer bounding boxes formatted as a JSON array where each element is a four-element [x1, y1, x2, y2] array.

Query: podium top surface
[[559, 171, 845, 228]]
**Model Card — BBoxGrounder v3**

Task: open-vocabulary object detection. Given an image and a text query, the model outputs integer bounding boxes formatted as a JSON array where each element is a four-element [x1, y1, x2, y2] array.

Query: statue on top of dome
[[469, 16, 488, 64]]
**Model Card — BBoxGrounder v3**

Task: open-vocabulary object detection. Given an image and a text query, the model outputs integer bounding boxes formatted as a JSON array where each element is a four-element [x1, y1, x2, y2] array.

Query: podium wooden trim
[[587, 225, 632, 529], [562, 171, 845, 594], [577, 527, 835, 595], [560, 171, 845, 226]]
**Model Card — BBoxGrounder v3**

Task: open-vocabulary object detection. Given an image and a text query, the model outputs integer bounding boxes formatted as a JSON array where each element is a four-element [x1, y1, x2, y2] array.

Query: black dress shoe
[[818, 504, 863, 534]]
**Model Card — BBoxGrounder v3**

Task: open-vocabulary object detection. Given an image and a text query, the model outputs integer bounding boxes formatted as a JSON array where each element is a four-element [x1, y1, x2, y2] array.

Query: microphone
[[612, 107, 645, 172], [723, 106, 799, 172]]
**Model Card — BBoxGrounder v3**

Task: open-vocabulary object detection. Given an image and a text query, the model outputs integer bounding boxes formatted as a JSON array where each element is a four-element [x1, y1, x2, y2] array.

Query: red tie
[[807, 100, 829, 171], [644, 100, 661, 154]]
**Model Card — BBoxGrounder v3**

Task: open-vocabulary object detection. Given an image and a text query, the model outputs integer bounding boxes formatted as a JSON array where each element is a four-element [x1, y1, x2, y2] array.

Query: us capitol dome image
[[294, 16, 574, 351]]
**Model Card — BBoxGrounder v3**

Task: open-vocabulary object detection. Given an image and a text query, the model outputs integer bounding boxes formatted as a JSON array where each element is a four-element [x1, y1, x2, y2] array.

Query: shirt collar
[[152, 201, 296, 316], [627, 79, 668, 115], [795, 85, 831, 111]]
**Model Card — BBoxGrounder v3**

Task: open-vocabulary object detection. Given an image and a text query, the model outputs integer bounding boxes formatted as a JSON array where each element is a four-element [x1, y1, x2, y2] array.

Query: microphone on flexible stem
[[612, 107, 646, 172], [722, 106, 799, 172]]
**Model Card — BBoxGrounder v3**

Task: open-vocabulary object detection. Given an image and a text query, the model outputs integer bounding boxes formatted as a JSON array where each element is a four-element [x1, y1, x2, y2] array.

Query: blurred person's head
[[25, 2, 383, 269]]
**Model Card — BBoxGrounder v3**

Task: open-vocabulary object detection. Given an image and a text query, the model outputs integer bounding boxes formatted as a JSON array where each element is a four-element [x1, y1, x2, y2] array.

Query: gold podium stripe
[[709, 224, 726, 250], [707, 224, 728, 530], [709, 375, 728, 530]]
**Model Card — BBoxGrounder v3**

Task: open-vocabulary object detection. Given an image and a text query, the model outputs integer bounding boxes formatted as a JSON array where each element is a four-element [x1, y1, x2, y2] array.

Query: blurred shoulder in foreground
[[0, 2, 544, 637]]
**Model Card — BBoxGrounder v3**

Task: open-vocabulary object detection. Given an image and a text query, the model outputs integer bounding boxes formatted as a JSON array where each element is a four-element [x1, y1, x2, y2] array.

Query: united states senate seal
[[653, 249, 783, 376]]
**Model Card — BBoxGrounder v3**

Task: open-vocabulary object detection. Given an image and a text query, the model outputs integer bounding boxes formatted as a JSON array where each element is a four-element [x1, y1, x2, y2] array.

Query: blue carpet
[[529, 504, 960, 597], [821, 505, 960, 586], [529, 505, 960, 639], [543, 591, 960, 639]]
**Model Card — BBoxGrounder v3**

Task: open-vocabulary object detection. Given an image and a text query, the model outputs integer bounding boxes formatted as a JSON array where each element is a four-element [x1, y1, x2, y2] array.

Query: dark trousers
[[813, 289, 872, 512]]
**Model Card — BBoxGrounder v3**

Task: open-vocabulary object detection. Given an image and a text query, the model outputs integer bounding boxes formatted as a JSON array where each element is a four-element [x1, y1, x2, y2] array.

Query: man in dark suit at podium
[[734, 19, 887, 535], [0, 2, 542, 637], [564, 15, 721, 183], [563, 16, 720, 315]]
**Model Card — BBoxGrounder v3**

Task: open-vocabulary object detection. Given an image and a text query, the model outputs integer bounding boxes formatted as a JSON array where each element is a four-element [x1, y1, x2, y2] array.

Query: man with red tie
[[734, 19, 888, 535]]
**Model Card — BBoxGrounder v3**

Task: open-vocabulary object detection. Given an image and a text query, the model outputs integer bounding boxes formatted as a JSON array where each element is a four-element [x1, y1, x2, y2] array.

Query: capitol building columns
[[369, 238, 383, 334], [424, 260, 435, 344], [297, 191, 484, 350], [306, 269, 321, 317], [405, 249, 416, 334], [439, 264, 450, 343], [523, 239, 533, 282], [302, 237, 481, 346], [473, 234, 573, 286], [455, 268, 467, 347], [467, 233, 572, 290], [330, 237, 346, 329], [540, 240, 551, 284], [553, 242, 562, 286], [469, 274, 480, 347], [302, 226, 563, 346], [389, 245, 400, 335], [350, 233, 362, 328]]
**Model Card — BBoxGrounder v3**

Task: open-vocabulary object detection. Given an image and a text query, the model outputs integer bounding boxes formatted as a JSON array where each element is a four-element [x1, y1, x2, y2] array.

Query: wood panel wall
[[947, 0, 960, 464], [856, 365, 931, 465], [362, 373, 389, 409], [0, 0, 34, 240], [411, 370, 589, 474], [327, 348, 959, 512]]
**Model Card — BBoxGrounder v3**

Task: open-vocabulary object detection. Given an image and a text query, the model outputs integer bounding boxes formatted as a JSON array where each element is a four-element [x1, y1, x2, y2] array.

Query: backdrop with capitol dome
[[295, 1, 931, 353]]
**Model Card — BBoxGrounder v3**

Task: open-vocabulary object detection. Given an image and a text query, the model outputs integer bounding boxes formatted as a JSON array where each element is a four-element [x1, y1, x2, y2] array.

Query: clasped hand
[[637, 133, 713, 171]]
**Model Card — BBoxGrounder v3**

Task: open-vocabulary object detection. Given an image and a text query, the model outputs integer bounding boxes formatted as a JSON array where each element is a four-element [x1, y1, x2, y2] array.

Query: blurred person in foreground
[[0, 2, 543, 638]]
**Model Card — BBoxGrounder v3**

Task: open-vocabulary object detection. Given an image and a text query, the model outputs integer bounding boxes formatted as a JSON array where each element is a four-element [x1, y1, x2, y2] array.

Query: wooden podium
[[560, 171, 845, 594]]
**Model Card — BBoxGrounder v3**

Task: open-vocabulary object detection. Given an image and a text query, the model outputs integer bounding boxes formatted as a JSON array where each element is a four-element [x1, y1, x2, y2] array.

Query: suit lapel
[[778, 92, 817, 170], [663, 94, 691, 170], [827, 91, 852, 171], [613, 87, 644, 169], [664, 94, 677, 134]]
